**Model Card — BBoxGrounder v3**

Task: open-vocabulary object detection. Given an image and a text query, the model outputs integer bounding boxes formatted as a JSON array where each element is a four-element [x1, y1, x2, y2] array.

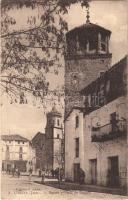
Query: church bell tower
[[65, 4, 112, 116], [45, 106, 63, 170]]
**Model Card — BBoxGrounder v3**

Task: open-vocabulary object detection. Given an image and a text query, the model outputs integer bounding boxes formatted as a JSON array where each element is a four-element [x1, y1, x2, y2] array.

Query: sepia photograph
[[0, 0, 128, 199]]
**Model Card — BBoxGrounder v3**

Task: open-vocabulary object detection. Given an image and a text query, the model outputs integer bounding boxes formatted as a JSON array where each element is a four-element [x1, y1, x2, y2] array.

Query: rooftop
[[32, 132, 45, 141], [47, 105, 62, 117], [64, 106, 85, 121], [67, 22, 111, 36], [81, 55, 127, 94], [1, 134, 29, 142]]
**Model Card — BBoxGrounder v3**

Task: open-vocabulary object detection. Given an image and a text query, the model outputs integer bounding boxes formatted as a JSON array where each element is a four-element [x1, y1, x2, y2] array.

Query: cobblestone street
[[1, 175, 127, 200]]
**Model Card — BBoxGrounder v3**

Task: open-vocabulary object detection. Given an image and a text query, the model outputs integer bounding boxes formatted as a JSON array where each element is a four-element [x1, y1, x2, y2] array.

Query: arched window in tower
[[101, 43, 106, 52], [75, 116, 79, 128], [52, 119, 55, 126], [19, 146, 23, 152], [101, 34, 107, 53], [89, 39, 96, 51], [57, 119, 60, 126]]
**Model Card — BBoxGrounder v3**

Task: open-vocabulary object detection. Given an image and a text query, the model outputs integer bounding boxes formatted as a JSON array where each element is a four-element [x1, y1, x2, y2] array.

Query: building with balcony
[[82, 55, 127, 188], [91, 118, 127, 142], [65, 55, 127, 190], [1, 134, 36, 172]]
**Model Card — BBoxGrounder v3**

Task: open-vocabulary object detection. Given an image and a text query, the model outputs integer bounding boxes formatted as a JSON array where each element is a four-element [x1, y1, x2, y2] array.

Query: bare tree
[[1, 0, 90, 105]]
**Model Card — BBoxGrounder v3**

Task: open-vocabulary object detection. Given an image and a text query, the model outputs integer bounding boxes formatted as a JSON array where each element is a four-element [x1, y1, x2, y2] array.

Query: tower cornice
[[65, 53, 112, 61]]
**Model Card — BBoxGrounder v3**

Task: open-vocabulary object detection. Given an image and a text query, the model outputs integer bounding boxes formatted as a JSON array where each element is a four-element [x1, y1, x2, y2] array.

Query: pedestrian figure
[[15, 167, 18, 177], [79, 168, 85, 185], [29, 168, 33, 181], [54, 167, 59, 180], [51, 169, 55, 178], [107, 169, 111, 186], [8, 168, 11, 175], [12, 167, 15, 177], [17, 168, 20, 178], [41, 169, 45, 184], [39, 169, 41, 177], [60, 168, 63, 182]]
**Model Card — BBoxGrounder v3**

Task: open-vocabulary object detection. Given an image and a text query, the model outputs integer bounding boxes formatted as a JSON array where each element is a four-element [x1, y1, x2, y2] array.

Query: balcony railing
[[91, 120, 127, 142]]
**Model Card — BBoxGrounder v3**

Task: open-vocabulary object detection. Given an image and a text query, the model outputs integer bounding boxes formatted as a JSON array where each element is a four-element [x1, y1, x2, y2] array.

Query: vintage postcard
[[1, 0, 128, 199]]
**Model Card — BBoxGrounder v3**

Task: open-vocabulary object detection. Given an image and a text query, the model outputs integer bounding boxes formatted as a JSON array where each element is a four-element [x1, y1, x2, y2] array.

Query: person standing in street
[[41, 169, 45, 184], [28, 168, 33, 181], [17, 168, 20, 178], [39, 169, 41, 177], [79, 168, 85, 185], [15, 167, 18, 177], [12, 164, 15, 177]]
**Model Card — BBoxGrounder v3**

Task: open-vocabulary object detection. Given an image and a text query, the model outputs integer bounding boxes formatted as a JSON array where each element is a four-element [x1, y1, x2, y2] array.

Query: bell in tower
[[65, 2, 112, 117]]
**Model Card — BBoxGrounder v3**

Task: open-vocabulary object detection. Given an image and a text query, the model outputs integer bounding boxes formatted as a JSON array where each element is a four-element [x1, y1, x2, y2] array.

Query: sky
[[1, 0, 127, 139]]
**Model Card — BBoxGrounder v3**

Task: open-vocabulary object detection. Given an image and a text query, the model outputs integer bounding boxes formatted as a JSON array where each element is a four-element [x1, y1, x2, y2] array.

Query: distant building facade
[[45, 106, 64, 171], [65, 56, 127, 190], [1, 134, 36, 172], [32, 132, 46, 170]]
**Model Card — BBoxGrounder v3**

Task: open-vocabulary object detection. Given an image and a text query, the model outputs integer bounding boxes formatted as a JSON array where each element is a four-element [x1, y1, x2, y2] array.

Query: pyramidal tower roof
[[47, 105, 62, 117], [67, 2, 111, 36]]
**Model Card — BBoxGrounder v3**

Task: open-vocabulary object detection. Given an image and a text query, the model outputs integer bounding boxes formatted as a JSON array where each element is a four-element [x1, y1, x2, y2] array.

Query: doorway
[[90, 159, 97, 184], [108, 156, 119, 187], [7, 164, 11, 172], [74, 163, 80, 183]]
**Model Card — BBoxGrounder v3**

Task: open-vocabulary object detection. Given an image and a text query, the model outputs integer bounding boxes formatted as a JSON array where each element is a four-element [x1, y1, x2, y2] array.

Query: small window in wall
[[92, 93, 99, 107], [19, 147, 23, 160], [6, 145, 10, 160], [6, 145, 9, 151], [18, 141, 20, 144], [75, 116, 79, 128], [110, 112, 118, 123], [19, 153, 23, 160], [110, 112, 117, 122], [57, 119, 60, 126], [75, 138, 79, 158], [57, 134, 60, 139], [99, 71, 104, 77], [19, 146, 23, 153], [110, 112, 118, 132]]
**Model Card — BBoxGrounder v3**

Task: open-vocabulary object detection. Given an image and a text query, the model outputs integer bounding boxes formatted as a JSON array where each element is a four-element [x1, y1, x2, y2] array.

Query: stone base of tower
[[65, 54, 112, 117]]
